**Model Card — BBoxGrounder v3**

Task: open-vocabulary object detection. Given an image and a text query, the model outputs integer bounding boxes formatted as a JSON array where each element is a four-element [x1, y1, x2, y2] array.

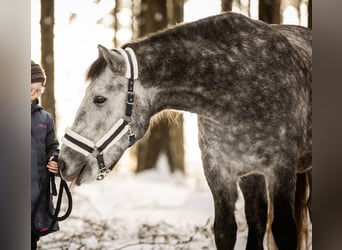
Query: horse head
[[59, 45, 153, 185]]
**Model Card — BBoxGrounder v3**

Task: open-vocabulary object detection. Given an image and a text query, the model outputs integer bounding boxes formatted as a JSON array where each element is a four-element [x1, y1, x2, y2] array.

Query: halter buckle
[[127, 92, 134, 104], [96, 172, 106, 180], [128, 126, 136, 147], [96, 164, 112, 180]]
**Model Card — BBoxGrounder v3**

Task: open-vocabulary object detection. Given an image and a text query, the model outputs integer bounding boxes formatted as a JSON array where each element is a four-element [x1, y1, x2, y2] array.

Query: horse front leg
[[239, 174, 268, 250], [198, 120, 239, 249], [213, 182, 239, 250], [205, 168, 239, 250], [268, 166, 297, 250]]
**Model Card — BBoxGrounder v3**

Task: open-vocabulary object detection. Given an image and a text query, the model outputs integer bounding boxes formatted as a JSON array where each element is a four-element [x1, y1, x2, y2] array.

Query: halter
[[61, 47, 138, 180]]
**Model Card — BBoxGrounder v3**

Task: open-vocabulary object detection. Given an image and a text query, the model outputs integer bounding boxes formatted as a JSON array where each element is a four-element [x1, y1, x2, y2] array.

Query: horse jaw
[[59, 145, 99, 185], [64, 163, 98, 186]]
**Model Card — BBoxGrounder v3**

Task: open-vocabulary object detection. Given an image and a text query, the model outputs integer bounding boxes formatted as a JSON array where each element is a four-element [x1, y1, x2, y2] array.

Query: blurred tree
[[40, 0, 56, 121], [288, 0, 304, 26], [113, 0, 121, 47], [259, 0, 281, 24], [221, 0, 233, 12], [113, 0, 134, 47], [167, 0, 184, 25], [248, 0, 251, 17], [138, 0, 168, 35], [135, 0, 185, 173], [308, 0, 312, 28], [239, 0, 252, 17]]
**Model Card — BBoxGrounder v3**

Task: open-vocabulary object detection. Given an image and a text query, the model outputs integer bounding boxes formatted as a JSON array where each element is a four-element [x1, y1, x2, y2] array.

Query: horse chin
[[60, 161, 92, 185], [73, 163, 98, 186], [72, 164, 87, 186]]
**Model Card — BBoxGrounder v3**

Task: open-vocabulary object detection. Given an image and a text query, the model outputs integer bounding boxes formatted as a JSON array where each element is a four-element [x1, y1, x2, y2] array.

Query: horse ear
[[97, 44, 124, 73]]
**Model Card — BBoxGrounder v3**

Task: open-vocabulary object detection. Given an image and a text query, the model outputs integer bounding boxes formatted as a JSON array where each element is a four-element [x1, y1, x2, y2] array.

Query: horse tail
[[294, 170, 311, 250]]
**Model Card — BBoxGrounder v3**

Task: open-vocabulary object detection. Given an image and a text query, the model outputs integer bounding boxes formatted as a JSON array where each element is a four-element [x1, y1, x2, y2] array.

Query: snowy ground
[[37, 156, 311, 250], [38, 156, 219, 250]]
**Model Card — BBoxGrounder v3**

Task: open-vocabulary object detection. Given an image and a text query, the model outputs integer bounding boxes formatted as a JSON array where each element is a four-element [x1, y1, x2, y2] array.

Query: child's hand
[[47, 156, 59, 174]]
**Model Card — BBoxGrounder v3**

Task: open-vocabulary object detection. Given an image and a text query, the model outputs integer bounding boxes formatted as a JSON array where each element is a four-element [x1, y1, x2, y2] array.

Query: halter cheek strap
[[61, 47, 138, 180]]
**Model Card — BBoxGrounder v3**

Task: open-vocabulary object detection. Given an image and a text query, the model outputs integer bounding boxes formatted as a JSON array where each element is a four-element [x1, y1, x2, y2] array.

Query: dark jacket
[[31, 99, 59, 236]]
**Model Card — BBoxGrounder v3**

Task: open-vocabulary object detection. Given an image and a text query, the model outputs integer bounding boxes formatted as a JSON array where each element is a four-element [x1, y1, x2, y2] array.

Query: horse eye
[[94, 95, 107, 104]]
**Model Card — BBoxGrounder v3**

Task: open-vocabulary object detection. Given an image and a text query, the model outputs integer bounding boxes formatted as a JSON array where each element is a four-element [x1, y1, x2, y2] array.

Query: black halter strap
[[125, 50, 135, 117], [97, 120, 129, 153], [63, 133, 94, 154]]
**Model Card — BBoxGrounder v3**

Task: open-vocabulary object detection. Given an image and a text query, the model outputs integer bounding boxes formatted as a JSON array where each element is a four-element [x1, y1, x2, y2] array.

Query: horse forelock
[[86, 56, 107, 82]]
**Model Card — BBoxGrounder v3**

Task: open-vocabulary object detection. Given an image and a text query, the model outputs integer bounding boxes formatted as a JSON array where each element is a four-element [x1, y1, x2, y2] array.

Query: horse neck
[[123, 12, 291, 122], [124, 13, 271, 121], [130, 42, 232, 121]]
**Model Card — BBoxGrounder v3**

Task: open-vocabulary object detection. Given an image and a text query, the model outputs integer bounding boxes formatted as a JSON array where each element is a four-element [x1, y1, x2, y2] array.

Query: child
[[31, 60, 60, 249]]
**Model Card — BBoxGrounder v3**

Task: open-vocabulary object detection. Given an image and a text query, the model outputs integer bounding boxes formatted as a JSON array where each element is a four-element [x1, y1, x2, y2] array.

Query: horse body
[[273, 24, 312, 174], [59, 12, 311, 250]]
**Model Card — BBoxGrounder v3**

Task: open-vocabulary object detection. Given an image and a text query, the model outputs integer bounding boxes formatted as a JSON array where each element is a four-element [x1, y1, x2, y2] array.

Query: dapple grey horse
[[59, 12, 312, 249]]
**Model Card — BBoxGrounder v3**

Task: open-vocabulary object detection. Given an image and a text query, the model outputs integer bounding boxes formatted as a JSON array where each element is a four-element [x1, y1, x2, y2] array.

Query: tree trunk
[[308, 0, 312, 28], [259, 0, 281, 24], [138, 0, 168, 37], [113, 0, 120, 47], [40, 0, 56, 121], [167, 0, 184, 25], [292, 0, 302, 27], [166, 112, 185, 173], [248, 0, 251, 17], [136, 0, 185, 173], [221, 0, 233, 12]]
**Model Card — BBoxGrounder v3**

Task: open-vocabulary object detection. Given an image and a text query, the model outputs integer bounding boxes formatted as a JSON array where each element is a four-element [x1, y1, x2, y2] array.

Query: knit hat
[[31, 60, 46, 84]]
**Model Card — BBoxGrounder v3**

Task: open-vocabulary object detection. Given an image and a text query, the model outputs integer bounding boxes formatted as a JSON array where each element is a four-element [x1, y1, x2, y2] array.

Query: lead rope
[[46, 172, 73, 221], [32, 171, 72, 235]]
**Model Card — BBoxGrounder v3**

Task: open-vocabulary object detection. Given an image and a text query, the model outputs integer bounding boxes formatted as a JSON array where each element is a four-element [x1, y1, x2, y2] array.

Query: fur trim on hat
[[31, 60, 46, 84]]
